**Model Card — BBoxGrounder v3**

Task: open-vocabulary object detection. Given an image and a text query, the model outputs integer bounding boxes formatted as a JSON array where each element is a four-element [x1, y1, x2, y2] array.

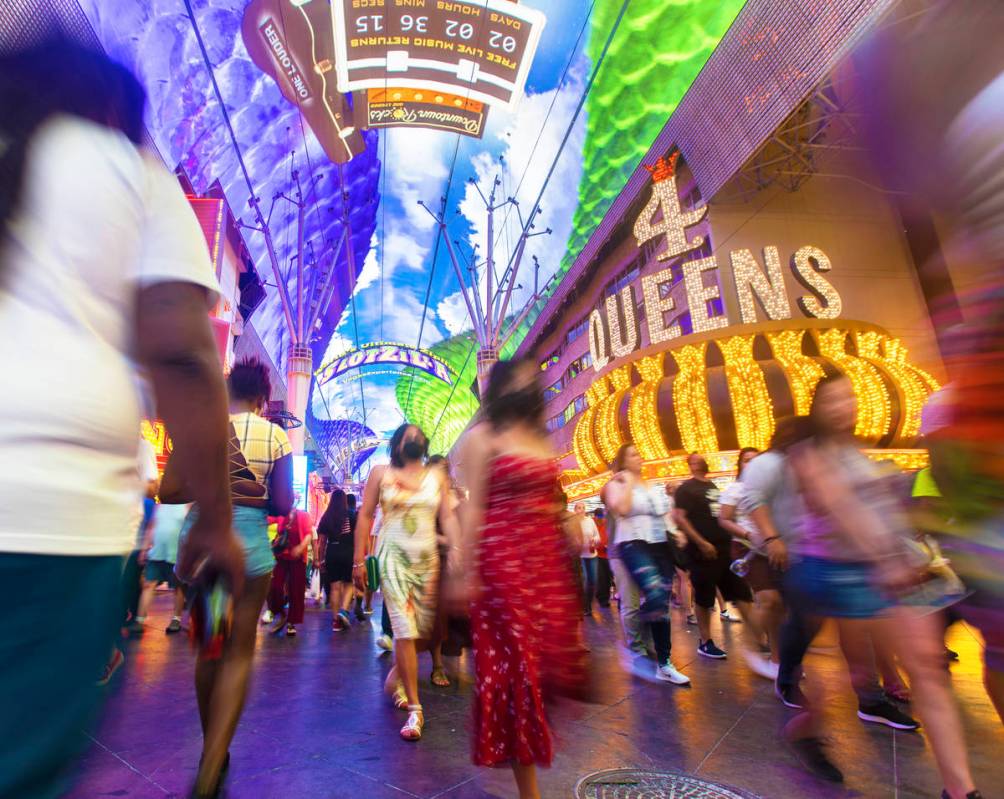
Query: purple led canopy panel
[[76, 0, 381, 374]]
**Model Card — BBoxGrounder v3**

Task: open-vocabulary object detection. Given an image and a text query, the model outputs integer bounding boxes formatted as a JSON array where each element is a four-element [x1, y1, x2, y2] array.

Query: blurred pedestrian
[[457, 358, 589, 799], [267, 501, 313, 636], [318, 489, 355, 631], [0, 36, 242, 799], [782, 374, 978, 797]]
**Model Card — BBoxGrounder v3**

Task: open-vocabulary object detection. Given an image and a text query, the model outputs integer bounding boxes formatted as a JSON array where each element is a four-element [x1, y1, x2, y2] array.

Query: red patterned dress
[[471, 454, 588, 768]]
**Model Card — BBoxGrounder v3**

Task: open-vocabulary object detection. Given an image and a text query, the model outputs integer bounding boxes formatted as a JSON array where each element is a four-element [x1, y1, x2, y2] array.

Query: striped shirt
[[230, 411, 291, 498]]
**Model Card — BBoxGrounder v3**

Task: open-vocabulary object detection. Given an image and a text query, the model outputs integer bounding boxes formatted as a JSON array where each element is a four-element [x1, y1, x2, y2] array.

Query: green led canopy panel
[[562, 0, 746, 281], [396, 333, 481, 456]]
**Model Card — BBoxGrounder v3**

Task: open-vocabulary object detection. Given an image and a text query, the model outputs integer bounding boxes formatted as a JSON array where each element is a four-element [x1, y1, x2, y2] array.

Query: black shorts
[[325, 540, 353, 584], [143, 559, 177, 588], [687, 546, 753, 608]]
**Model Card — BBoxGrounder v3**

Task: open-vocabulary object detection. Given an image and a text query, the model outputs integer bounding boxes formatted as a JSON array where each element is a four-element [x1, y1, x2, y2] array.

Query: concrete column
[[286, 344, 313, 455]]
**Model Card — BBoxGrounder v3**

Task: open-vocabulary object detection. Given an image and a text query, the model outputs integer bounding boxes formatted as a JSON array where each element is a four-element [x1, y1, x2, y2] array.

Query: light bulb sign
[[315, 342, 453, 386], [331, 0, 547, 110], [588, 150, 844, 372]]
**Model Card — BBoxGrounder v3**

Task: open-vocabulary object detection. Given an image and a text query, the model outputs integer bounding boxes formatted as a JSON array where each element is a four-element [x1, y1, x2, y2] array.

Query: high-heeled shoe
[[400, 705, 424, 741]]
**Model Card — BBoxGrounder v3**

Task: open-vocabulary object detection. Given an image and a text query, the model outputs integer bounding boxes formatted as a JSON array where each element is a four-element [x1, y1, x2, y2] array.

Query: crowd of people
[[2, 23, 1002, 799]]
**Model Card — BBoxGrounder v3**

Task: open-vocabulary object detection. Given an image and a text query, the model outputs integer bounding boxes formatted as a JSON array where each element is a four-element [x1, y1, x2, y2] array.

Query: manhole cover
[[575, 769, 762, 799]]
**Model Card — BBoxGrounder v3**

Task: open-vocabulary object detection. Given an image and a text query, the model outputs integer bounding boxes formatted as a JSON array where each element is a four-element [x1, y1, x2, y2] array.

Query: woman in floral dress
[[353, 423, 461, 741]]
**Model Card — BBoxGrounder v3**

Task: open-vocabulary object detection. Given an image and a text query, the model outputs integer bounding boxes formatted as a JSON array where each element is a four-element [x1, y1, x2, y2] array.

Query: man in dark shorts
[[674, 453, 761, 664]]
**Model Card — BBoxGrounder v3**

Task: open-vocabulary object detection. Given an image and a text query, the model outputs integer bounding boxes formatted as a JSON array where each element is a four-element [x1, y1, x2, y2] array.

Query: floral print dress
[[377, 468, 441, 639]]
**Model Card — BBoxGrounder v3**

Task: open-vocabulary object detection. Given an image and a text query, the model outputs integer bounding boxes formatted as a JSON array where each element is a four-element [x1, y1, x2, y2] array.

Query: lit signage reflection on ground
[[332, 0, 547, 110]]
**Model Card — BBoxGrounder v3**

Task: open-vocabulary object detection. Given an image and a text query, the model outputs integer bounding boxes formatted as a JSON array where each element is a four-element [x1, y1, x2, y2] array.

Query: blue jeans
[[581, 557, 599, 612], [617, 540, 674, 663]]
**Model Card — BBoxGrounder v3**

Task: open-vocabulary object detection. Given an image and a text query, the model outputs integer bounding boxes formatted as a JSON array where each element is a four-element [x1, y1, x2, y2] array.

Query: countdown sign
[[315, 342, 454, 386], [332, 0, 547, 110]]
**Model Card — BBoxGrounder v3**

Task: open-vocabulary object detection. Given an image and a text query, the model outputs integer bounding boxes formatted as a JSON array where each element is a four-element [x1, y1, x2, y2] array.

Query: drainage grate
[[575, 769, 763, 799]]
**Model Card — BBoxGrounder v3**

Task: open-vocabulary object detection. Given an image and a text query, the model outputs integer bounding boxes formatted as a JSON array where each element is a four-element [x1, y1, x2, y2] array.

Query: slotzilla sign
[[332, 0, 546, 110], [315, 343, 453, 386]]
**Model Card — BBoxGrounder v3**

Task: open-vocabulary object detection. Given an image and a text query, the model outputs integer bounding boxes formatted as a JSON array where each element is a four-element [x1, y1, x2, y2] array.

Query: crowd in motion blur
[[2, 12, 1004, 799]]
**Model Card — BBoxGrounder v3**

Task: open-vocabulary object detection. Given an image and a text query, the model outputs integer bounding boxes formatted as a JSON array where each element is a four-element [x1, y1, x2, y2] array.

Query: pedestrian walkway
[[71, 595, 1002, 798]]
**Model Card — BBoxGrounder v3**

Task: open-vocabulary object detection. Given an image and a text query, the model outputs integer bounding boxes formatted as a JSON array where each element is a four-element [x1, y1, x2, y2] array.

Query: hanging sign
[[242, 0, 366, 164], [331, 0, 547, 110], [315, 342, 454, 386], [364, 87, 487, 137]]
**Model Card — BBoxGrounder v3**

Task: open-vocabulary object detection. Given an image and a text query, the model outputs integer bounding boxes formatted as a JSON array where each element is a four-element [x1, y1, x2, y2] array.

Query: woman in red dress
[[456, 358, 588, 799]]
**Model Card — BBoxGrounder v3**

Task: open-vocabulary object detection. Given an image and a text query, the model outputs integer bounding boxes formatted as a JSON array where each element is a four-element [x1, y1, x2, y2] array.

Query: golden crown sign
[[643, 151, 680, 183]]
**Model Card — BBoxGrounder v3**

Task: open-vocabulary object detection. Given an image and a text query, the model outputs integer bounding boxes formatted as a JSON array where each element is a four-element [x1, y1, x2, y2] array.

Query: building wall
[[709, 149, 943, 377]]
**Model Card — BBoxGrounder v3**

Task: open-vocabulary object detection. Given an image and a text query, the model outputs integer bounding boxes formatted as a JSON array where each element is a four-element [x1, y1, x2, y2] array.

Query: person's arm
[[437, 474, 463, 572], [717, 502, 748, 541], [673, 491, 716, 559], [457, 426, 490, 589], [353, 467, 385, 591], [136, 281, 242, 594], [268, 454, 294, 518], [790, 445, 912, 586], [291, 512, 312, 559], [604, 472, 633, 517]]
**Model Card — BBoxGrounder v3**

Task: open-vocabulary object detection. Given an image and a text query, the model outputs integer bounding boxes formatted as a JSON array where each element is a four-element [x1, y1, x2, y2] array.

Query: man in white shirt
[[0, 39, 242, 799], [576, 502, 601, 615]]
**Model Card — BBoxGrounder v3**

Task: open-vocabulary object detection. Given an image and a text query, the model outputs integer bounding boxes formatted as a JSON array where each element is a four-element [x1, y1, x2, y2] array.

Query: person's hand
[[352, 561, 367, 593], [176, 511, 245, 599], [765, 538, 788, 570], [673, 530, 687, 549], [697, 539, 717, 560]]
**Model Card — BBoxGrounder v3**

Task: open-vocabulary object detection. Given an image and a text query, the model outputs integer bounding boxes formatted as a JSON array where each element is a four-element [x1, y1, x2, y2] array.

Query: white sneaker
[[260, 609, 274, 625], [656, 662, 691, 685], [720, 609, 742, 623], [743, 649, 779, 680], [377, 634, 393, 651]]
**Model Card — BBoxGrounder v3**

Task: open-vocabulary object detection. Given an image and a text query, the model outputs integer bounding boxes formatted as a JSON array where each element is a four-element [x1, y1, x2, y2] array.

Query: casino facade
[[514, 2, 974, 499]]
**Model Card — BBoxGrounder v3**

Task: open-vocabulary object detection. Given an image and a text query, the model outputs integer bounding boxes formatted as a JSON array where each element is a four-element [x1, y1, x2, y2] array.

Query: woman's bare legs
[[885, 608, 975, 798], [512, 762, 540, 799], [194, 573, 271, 795], [395, 637, 424, 707]]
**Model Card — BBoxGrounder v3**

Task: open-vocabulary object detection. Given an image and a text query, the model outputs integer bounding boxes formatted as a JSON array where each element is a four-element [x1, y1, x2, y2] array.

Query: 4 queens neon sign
[[315, 342, 453, 386]]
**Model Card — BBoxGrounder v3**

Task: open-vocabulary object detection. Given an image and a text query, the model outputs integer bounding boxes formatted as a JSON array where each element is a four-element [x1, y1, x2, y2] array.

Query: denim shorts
[[784, 556, 893, 619], [180, 505, 274, 579]]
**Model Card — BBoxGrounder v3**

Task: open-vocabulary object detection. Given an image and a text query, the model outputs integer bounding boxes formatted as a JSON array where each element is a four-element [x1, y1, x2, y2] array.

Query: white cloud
[[384, 231, 429, 273], [456, 64, 588, 328], [437, 289, 473, 336], [352, 232, 381, 297]]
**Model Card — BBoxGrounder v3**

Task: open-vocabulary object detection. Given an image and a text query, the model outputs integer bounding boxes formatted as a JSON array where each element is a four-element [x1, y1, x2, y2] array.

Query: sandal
[[391, 683, 409, 710], [430, 667, 450, 687], [400, 706, 424, 741]]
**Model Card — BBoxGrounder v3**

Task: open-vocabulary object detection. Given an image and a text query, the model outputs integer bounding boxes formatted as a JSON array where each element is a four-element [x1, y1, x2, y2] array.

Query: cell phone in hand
[[187, 557, 233, 660]]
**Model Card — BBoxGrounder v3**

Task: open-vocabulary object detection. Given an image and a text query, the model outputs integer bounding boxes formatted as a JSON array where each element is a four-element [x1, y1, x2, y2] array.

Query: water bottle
[[730, 549, 755, 577]]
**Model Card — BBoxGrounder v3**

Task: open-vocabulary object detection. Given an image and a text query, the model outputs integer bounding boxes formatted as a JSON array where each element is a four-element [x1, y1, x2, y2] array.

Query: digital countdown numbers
[[332, 0, 546, 110]]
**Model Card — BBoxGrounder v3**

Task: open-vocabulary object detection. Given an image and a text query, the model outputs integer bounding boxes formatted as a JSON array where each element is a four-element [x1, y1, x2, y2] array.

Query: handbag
[[366, 554, 380, 591]]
